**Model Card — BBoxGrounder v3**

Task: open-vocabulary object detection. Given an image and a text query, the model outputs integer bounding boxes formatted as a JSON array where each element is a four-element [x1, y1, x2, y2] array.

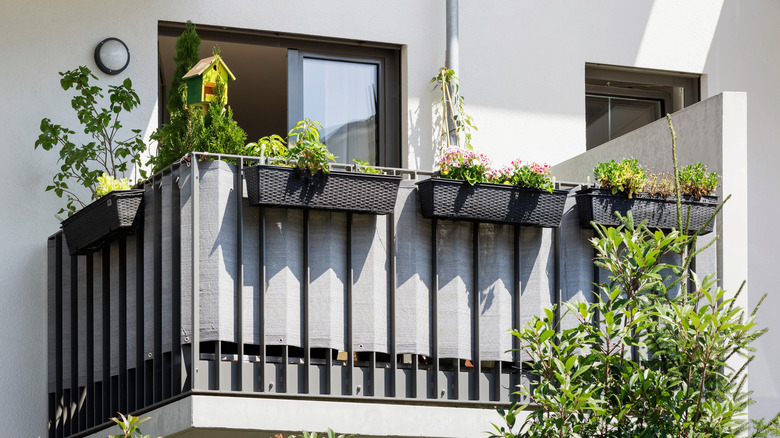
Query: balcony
[[46, 94, 742, 438]]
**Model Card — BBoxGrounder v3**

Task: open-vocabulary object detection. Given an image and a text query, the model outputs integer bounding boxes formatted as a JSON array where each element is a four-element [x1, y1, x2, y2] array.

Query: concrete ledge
[[81, 393, 517, 438]]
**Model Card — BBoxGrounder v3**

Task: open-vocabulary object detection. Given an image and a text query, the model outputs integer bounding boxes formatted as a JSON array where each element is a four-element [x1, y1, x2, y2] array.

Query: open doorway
[[158, 22, 401, 167]]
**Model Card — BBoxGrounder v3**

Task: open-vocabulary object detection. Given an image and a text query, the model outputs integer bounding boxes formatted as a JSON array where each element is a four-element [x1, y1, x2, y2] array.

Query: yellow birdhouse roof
[[182, 55, 236, 81]]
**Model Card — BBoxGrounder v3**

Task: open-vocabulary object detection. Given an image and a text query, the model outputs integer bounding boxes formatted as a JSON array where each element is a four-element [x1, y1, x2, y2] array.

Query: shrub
[[35, 66, 147, 217], [490, 213, 770, 438], [285, 119, 337, 173], [593, 158, 646, 198], [679, 162, 719, 199]]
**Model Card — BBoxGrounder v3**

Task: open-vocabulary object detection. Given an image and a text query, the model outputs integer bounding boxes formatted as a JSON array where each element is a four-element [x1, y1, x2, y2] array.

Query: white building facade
[[1, 1, 778, 437]]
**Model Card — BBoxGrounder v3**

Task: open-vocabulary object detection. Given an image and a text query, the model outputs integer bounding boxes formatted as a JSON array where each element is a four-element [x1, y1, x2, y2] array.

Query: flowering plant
[[95, 173, 132, 198], [437, 148, 555, 192], [437, 147, 491, 185], [489, 160, 554, 193]]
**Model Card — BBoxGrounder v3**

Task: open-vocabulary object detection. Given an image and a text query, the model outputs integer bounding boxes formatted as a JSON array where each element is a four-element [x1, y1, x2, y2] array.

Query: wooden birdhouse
[[182, 55, 236, 111]]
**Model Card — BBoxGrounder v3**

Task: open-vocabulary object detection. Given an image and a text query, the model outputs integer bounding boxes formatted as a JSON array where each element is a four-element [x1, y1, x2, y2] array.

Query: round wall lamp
[[94, 37, 130, 75]]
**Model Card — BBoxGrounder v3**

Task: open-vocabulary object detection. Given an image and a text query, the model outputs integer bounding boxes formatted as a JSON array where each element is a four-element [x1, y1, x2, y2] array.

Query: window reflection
[[586, 94, 662, 149], [303, 58, 378, 164]]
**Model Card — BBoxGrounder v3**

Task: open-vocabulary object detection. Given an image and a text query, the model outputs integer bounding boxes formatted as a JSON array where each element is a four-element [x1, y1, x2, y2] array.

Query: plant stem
[[667, 114, 683, 234]]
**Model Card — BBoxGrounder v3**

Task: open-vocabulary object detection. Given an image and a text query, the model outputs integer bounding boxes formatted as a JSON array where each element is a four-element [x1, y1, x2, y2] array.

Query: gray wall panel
[[394, 183, 432, 356], [477, 223, 514, 362], [437, 220, 473, 360], [308, 211, 347, 351], [265, 208, 304, 347], [352, 214, 390, 354]]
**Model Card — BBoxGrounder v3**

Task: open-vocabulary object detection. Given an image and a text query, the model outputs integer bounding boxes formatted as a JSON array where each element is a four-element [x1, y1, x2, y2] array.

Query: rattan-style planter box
[[416, 177, 568, 227], [61, 189, 145, 255], [575, 187, 718, 234], [244, 164, 402, 214]]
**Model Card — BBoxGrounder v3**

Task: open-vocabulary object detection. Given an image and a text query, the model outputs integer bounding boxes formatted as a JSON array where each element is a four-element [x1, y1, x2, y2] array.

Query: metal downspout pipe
[[446, 0, 459, 147]]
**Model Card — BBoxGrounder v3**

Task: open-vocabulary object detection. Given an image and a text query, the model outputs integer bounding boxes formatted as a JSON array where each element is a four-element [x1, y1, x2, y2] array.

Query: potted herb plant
[[416, 147, 568, 227], [575, 158, 719, 234], [35, 66, 147, 255], [243, 119, 402, 214]]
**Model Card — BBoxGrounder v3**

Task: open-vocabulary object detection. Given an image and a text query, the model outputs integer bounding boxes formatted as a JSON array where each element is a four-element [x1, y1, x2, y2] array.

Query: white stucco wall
[[3, 1, 780, 436]]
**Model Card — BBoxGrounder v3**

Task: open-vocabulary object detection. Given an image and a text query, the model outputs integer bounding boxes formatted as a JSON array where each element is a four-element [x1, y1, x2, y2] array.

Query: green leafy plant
[[490, 212, 768, 438], [35, 66, 147, 217], [249, 133, 288, 163], [109, 413, 153, 438], [271, 429, 354, 438], [301, 429, 353, 438], [95, 173, 132, 197], [489, 115, 772, 436], [148, 20, 201, 172], [150, 31, 249, 170], [751, 418, 780, 437], [286, 119, 336, 173], [594, 158, 646, 199], [489, 159, 554, 193], [353, 158, 381, 174], [431, 67, 478, 154], [679, 162, 719, 199], [197, 74, 249, 156]]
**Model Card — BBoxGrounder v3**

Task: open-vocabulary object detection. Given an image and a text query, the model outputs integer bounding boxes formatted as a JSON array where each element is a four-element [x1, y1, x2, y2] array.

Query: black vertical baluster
[[101, 248, 111, 424], [302, 209, 310, 394], [153, 179, 163, 402], [85, 253, 94, 428], [258, 206, 266, 392], [512, 224, 521, 402], [430, 218, 439, 399], [471, 222, 481, 400], [387, 212, 397, 397], [345, 212, 353, 396], [70, 253, 79, 434], [118, 238, 127, 415], [134, 229, 144, 410], [55, 235, 63, 438], [236, 158, 245, 392], [171, 168, 182, 397]]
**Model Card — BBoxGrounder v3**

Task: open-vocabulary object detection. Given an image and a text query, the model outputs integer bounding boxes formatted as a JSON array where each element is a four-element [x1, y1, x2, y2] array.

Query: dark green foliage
[[490, 213, 770, 438], [168, 20, 200, 114], [150, 22, 249, 171], [35, 66, 147, 217], [594, 158, 647, 199], [149, 21, 202, 172], [679, 163, 719, 200], [286, 119, 336, 173], [198, 77, 248, 156], [353, 158, 380, 174]]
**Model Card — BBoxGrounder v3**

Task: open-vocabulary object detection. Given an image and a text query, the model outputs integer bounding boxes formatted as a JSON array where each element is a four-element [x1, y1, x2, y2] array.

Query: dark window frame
[[158, 21, 401, 167], [585, 63, 701, 150]]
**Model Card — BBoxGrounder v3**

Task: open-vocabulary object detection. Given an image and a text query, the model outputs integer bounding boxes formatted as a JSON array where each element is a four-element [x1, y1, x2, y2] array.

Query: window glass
[[586, 95, 662, 148], [303, 58, 378, 164]]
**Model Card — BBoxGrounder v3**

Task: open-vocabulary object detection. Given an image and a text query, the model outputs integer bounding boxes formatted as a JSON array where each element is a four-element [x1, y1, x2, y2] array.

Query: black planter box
[[61, 189, 145, 255], [575, 187, 718, 234], [244, 165, 402, 214], [416, 177, 568, 227]]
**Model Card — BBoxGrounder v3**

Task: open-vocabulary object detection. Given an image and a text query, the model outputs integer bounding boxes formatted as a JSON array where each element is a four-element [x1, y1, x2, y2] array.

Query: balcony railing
[[47, 153, 717, 438]]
